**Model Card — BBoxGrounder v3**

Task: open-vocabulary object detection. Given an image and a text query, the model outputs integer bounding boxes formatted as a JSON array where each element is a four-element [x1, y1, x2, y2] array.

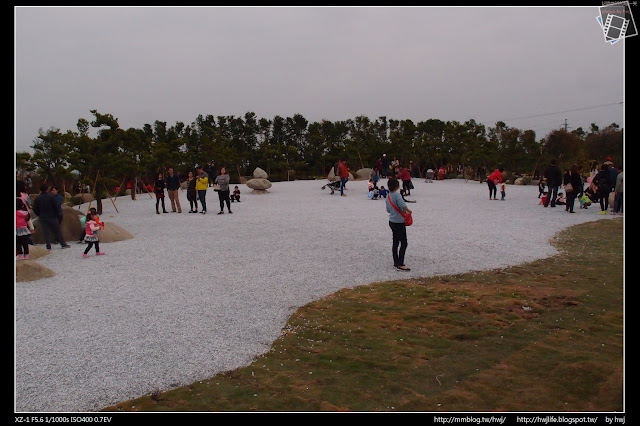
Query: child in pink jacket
[[82, 212, 105, 258], [16, 198, 32, 260]]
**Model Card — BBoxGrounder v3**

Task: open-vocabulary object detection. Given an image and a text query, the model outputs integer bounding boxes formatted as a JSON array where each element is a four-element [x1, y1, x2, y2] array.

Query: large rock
[[253, 167, 268, 179], [15, 260, 55, 282], [15, 247, 53, 282], [31, 206, 133, 245], [97, 222, 134, 243], [31, 206, 83, 245], [73, 193, 95, 204], [246, 178, 272, 193], [355, 168, 372, 180], [20, 245, 49, 261], [327, 169, 355, 182]]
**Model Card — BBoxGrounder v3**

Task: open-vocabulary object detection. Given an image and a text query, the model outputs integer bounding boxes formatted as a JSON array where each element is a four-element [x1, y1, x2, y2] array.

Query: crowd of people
[[357, 154, 623, 274], [16, 162, 243, 261], [536, 157, 623, 215], [16, 156, 623, 271], [148, 164, 238, 216]]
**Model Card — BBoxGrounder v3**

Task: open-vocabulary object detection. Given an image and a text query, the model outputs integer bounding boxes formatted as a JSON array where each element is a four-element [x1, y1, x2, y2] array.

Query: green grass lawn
[[103, 218, 624, 412]]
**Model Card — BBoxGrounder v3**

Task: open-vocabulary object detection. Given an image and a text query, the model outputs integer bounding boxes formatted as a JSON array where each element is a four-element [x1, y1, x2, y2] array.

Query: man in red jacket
[[487, 167, 504, 200], [338, 160, 350, 197]]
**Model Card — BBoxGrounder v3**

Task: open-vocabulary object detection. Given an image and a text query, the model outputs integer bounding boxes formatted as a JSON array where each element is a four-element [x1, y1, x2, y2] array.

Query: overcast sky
[[14, 6, 625, 153]]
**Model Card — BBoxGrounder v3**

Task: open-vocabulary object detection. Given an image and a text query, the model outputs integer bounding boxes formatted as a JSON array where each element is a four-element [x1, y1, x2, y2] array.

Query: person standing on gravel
[[543, 159, 562, 208], [214, 166, 232, 215], [565, 164, 582, 213], [166, 167, 182, 213], [186, 170, 198, 213], [154, 172, 168, 214], [338, 159, 350, 197], [593, 163, 611, 214], [32, 183, 71, 250], [196, 166, 209, 214], [486, 167, 504, 200], [613, 165, 623, 215], [386, 177, 411, 271]]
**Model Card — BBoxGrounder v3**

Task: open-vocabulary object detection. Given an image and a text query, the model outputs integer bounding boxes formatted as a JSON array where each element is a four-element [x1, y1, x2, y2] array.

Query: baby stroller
[[425, 169, 434, 182], [400, 188, 417, 203], [321, 180, 341, 194]]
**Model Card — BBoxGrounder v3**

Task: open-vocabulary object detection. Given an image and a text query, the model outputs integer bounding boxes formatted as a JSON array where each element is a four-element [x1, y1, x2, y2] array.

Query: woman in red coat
[[486, 167, 504, 200], [396, 166, 414, 196]]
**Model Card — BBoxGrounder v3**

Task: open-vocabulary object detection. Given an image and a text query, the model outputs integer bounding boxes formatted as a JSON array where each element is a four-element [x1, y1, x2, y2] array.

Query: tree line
[[16, 109, 623, 197]]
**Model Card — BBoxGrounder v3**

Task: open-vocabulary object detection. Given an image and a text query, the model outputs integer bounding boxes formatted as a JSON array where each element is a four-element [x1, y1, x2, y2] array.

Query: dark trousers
[[487, 180, 497, 199], [614, 192, 623, 213], [545, 186, 559, 207], [218, 190, 231, 212], [156, 197, 166, 212], [39, 217, 66, 247], [389, 221, 408, 267], [566, 191, 578, 212], [198, 190, 207, 212], [598, 188, 609, 211], [402, 180, 412, 195], [16, 235, 30, 255]]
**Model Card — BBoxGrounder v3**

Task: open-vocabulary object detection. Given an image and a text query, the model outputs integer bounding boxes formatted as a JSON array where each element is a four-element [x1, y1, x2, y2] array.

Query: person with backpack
[[593, 163, 611, 214]]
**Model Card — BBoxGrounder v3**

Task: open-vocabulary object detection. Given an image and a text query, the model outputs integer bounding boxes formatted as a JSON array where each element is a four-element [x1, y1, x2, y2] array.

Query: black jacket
[[186, 178, 197, 200], [569, 172, 582, 192], [544, 165, 563, 187], [594, 170, 610, 192], [32, 192, 63, 221], [154, 179, 166, 195], [166, 173, 180, 191]]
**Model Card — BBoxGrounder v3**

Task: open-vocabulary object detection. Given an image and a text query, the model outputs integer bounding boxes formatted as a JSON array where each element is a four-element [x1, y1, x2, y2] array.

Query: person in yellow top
[[196, 166, 209, 214]]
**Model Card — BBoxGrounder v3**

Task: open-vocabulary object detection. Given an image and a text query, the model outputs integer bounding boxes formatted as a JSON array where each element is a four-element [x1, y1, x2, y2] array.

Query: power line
[[499, 101, 623, 123]]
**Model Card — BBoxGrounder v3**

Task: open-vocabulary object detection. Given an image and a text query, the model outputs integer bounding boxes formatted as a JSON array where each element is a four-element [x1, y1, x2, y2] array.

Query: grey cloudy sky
[[15, 6, 625, 153]]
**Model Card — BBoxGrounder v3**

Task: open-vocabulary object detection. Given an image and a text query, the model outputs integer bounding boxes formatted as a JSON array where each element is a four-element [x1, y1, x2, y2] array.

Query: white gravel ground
[[14, 178, 621, 412]]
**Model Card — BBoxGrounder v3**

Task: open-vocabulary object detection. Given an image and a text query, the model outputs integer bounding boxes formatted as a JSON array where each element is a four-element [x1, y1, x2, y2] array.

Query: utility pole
[[564, 119, 568, 131]]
